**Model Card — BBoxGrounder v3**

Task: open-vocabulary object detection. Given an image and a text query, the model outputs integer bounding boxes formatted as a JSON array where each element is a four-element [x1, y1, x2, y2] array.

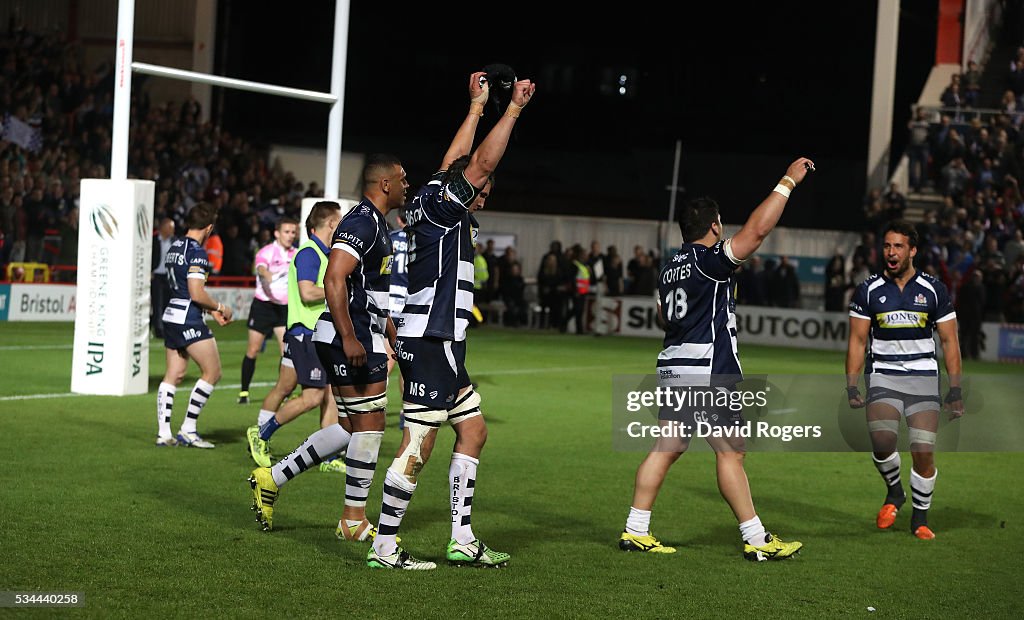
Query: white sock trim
[[739, 515, 768, 546], [625, 507, 652, 537]]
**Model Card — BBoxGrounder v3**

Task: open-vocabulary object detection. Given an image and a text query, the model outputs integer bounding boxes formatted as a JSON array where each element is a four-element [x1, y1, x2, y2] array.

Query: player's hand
[[510, 79, 536, 108], [945, 387, 964, 420], [212, 303, 232, 325], [847, 386, 865, 409], [470, 71, 489, 104], [342, 336, 367, 367], [785, 157, 816, 185]]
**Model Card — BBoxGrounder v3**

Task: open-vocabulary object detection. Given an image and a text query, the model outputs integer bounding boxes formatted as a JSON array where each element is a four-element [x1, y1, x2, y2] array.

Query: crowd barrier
[[0, 282, 255, 324], [587, 295, 1024, 364], [1, 283, 1020, 364]]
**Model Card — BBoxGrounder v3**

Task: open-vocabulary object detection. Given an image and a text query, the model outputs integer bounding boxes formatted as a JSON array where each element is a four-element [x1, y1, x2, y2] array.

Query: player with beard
[[846, 220, 964, 540]]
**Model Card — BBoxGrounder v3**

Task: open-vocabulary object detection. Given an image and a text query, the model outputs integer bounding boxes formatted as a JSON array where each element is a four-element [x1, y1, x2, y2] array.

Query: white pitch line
[[0, 364, 637, 402]]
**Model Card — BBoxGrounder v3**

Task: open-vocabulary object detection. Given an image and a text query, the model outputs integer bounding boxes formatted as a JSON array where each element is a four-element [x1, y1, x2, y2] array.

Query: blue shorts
[[285, 331, 327, 388], [162, 299, 213, 351], [395, 336, 471, 410], [658, 387, 746, 428], [315, 341, 389, 387], [162, 319, 213, 351]]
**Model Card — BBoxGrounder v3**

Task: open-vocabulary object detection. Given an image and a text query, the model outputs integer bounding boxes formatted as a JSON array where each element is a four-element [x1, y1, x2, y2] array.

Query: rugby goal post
[[72, 0, 353, 395]]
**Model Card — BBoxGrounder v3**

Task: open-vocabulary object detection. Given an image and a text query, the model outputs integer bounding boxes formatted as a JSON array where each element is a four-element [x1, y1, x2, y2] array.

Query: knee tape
[[333, 394, 348, 419], [388, 408, 445, 484], [402, 404, 448, 427], [867, 419, 900, 435], [347, 429, 383, 461], [907, 427, 937, 447], [339, 392, 387, 415], [447, 388, 482, 424]]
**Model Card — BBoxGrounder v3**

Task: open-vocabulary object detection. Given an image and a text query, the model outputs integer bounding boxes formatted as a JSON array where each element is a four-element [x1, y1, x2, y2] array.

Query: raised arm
[[440, 72, 490, 171], [728, 157, 816, 262], [464, 79, 535, 188]]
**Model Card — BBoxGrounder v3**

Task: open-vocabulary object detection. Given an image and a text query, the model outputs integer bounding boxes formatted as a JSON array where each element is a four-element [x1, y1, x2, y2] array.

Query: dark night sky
[[213, 1, 938, 230]]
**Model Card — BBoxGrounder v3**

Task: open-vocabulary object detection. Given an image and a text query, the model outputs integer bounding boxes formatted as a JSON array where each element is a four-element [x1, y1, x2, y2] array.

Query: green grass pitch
[[0, 321, 1021, 617]]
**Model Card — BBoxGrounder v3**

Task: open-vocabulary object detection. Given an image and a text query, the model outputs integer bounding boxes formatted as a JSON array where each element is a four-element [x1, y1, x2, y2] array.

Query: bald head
[[158, 217, 175, 238]]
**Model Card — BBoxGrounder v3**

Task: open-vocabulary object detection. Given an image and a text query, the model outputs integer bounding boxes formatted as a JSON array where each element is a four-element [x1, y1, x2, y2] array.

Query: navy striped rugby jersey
[[849, 271, 955, 394], [312, 199, 393, 354], [657, 239, 745, 386], [396, 171, 480, 342], [165, 237, 209, 300], [388, 227, 408, 313]]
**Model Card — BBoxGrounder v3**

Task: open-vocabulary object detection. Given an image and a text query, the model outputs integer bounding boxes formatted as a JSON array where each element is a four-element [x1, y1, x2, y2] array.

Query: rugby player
[[156, 202, 233, 448], [245, 202, 346, 474], [249, 156, 406, 542], [846, 220, 963, 540], [619, 158, 814, 561], [367, 70, 533, 570]]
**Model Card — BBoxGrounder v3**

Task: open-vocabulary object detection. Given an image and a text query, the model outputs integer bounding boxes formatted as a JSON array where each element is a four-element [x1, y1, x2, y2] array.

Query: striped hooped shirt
[[389, 228, 409, 314], [849, 271, 956, 393], [312, 200, 393, 354], [656, 239, 745, 387], [395, 171, 481, 342]]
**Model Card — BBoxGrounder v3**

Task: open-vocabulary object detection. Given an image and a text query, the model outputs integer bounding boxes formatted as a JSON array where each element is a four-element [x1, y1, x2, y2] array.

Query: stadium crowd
[[824, 52, 1024, 356], [2, 24, 1023, 345], [0, 25, 320, 277]]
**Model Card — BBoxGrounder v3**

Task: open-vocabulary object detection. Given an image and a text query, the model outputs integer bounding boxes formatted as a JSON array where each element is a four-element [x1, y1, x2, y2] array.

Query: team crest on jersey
[[914, 293, 927, 306], [380, 255, 393, 275], [879, 296, 886, 303]]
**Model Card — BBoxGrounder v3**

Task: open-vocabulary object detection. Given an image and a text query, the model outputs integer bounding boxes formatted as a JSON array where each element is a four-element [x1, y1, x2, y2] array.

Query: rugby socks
[[257, 409, 275, 427], [179, 379, 213, 434], [375, 469, 416, 557], [739, 515, 769, 546], [625, 507, 652, 537], [241, 355, 256, 392], [259, 415, 282, 441], [873, 452, 905, 503], [157, 382, 176, 438], [910, 468, 936, 509], [344, 431, 384, 510], [270, 423, 352, 487], [449, 453, 478, 544], [910, 468, 936, 530]]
